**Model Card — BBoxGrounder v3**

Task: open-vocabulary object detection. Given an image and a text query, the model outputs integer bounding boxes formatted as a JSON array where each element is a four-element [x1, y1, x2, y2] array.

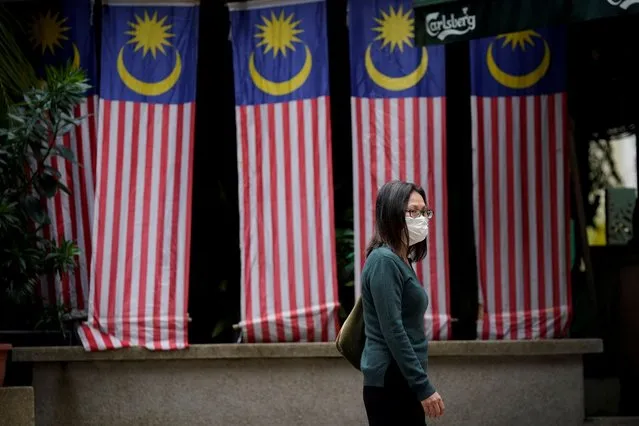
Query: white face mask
[[406, 216, 429, 246]]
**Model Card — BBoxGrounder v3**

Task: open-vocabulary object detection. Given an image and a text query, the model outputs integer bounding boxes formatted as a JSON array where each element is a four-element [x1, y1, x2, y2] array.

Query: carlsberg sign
[[606, 0, 639, 10], [414, 0, 637, 46], [425, 7, 476, 41]]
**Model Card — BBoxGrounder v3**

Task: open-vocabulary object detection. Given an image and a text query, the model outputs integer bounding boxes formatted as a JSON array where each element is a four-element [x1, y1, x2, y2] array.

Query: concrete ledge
[[14, 340, 603, 426], [11, 339, 603, 362], [584, 418, 639, 425], [27, 353, 593, 426], [0, 387, 35, 426]]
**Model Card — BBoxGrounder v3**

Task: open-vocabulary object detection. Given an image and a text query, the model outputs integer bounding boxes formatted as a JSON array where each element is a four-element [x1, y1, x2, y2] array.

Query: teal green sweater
[[360, 246, 436, 401]]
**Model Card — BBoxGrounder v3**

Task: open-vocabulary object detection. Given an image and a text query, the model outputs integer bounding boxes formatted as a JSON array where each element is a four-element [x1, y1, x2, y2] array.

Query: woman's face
[[405, 191, 427, 219]]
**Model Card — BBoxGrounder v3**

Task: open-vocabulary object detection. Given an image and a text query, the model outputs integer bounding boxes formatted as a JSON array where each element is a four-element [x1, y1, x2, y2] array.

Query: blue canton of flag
[[470, 26, 567, 97], [230, 0, 329, 106], [100, 5, 198, 104], [28, 0, 97, 94], [348, 0, 445, 99]]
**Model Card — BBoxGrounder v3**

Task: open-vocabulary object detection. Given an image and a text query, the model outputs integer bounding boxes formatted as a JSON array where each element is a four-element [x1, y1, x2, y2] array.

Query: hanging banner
[[78, 0, 199, 351], [414, 0, 568, 45], [470, 27, 572, 339], [228, 0, 340, 343], [414, 0, 639, 46], [348, 0, 451, 340], [571, 0, 639, 22], [26, 0, 98, 316]]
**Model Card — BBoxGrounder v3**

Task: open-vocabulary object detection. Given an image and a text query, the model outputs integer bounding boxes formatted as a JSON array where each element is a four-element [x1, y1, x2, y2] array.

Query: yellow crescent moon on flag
[[72, 43, 81, 70], [486, 37, 551, 90], [248, 44, 312, 96], [364, 44, 428, 92], [117, 46, 182, 96]]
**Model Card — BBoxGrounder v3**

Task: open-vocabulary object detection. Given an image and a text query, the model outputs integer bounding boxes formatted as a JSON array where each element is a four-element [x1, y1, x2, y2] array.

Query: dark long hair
[[365, 180, 428, 263]]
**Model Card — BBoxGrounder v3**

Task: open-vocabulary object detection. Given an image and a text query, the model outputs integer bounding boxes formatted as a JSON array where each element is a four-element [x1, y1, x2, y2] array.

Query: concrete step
[[0, 386, 35, 426], [585, 417, 639, 425]]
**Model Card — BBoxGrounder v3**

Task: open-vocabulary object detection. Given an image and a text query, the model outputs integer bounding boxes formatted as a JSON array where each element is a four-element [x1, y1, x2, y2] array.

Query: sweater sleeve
[[368, 254, 436, 401]]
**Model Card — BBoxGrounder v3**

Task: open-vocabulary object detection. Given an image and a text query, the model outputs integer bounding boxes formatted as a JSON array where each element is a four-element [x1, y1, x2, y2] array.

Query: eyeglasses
[[405, 209, 433, 220]]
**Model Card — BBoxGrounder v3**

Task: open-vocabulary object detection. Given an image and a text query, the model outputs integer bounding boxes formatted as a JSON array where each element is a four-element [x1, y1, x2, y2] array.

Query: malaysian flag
[[27, 0, 97, 315], [228, 0, 340, 343], [470, 27, 571, 340], [78, 1, 199, 351], [348, 0, 451, 340]]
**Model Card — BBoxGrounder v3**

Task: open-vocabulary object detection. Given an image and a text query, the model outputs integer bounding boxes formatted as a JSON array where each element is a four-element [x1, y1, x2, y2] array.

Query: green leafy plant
[[0, 65, 88, 332], [336, 227, 355, 289], [335, 207, 355, 321]]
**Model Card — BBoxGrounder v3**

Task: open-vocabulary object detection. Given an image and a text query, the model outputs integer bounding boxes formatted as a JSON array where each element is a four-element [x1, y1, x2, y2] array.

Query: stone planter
[[0, 343, 11, 386]]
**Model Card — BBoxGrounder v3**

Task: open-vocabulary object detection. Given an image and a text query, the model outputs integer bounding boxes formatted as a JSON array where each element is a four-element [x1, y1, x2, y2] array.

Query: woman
[[360, 180, 445, 425]]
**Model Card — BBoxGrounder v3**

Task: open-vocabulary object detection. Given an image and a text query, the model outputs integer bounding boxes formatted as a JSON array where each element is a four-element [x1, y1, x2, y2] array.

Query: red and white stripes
[[472, 93, 571, 340], [40, 96, 98, 314], [235, 96, 340, 343], [78, 99, 195, 350], [351, 96, 451, 341]]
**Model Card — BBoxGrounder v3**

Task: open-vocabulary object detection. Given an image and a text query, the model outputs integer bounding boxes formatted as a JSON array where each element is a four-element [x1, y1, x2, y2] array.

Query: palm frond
[[0, 5, 37, 120]]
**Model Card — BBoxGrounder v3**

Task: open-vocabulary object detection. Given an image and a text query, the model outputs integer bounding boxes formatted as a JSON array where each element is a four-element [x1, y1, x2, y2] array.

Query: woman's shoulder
[[362, 247, 407, 291], [365, 246, 402, 266]]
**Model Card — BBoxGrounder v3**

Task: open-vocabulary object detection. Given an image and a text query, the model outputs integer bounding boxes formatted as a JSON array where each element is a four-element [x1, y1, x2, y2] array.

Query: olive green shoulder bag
[[335, 297, 366, 370]]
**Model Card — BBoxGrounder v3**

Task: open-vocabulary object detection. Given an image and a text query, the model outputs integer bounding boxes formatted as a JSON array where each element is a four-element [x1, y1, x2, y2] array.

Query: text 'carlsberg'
[[425, 7, 476, 41]]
